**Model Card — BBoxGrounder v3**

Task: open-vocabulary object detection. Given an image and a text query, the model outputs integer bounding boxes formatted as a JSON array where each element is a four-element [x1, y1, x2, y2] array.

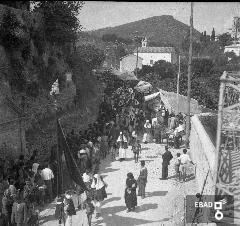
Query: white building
[[231, 17, 240, 41], [133, 37, 177, 66], [224, 44, 240, 56], [119, 54, 143, 73]]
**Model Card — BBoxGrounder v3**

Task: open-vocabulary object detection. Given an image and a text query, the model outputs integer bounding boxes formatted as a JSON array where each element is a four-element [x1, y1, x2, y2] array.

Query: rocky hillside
[[88, 15, 201, 49], [0, 4, 104, 161]]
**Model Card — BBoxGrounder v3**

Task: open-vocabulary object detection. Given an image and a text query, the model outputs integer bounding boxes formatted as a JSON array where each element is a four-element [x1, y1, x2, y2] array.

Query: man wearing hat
[[143, 120, 152, 143], [161, 146, 173, 180], [78, 145, 88, 173]]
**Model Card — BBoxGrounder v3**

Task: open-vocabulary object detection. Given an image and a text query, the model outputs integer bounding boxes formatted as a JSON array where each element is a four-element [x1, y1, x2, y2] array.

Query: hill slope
[[88, 15, 201, 50]]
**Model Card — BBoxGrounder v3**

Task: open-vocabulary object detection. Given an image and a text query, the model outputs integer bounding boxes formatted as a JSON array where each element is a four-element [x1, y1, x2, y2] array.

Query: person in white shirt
[[41, 164, 54, 202], [179, 149, 194, 182], [143, 120, 152, 143], [173, 122, 185, 149], [32, 162, 40, 176]]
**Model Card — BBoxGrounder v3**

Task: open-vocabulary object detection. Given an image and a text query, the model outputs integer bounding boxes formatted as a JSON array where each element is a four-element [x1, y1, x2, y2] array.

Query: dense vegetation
[[137, 30, 238, 110], [0, 2, 107, 159]]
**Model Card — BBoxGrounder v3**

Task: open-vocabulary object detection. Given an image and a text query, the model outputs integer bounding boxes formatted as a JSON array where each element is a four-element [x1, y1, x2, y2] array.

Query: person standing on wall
[[161, 146, 173, 180]]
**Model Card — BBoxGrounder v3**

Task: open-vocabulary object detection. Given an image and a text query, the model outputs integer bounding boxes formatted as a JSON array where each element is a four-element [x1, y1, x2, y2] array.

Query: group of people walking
[[161, 147, 195, 182], [0, 152, 56, 226]]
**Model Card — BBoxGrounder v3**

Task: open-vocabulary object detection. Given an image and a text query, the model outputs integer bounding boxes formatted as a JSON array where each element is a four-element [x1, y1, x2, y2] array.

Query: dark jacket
[[162, 150, 173, 164], [11, 202, 27, 224]]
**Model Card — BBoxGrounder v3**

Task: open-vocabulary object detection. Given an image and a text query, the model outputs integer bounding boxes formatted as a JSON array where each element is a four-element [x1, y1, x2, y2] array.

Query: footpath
[[39, 143, 198, 226]]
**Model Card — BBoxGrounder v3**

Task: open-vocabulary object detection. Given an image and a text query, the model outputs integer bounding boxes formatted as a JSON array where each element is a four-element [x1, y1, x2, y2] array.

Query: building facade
[[133, 37, 177, 65], [231, 17, 240, 41], [120, 54, 143, 72], [224, 44, 240, 56]]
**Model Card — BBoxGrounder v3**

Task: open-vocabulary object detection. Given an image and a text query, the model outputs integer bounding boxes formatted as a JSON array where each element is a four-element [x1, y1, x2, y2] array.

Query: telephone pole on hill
[[177, 55, 181, 114], [185, 2, 193, 148]]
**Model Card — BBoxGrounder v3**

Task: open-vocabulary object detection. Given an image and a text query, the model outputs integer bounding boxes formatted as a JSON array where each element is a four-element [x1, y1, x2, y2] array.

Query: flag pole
[[185, 2, 193, 148]]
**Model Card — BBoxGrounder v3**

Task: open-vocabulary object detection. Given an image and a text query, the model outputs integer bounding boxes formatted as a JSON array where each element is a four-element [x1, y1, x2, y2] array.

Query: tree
[[0, 1, 30, 10], [102, 34, 118, 43], [67, 44, 105, 71], [181, 33, 202, 56], [211, 28, 215, 41], [200, 32, 204, 42], [225, 51, 240, 65], [152, 60, 176, 80], [192, 58, 214, 77], [115, 45, 127, 60], [34, 1, 84, 46], [218, 33, 233, 48]]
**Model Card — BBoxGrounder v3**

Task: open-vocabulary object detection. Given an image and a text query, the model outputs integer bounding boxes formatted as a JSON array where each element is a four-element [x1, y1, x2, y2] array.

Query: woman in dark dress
[[124, 172, 137, 212]]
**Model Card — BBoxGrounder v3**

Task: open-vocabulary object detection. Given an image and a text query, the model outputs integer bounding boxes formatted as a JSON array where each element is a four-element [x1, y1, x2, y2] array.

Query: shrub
[[22, 43, 31, 61], [0, 9, 25, 50]]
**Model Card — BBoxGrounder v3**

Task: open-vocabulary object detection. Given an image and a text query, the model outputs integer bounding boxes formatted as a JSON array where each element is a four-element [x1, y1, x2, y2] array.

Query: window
[[150, 60, 154, 65]]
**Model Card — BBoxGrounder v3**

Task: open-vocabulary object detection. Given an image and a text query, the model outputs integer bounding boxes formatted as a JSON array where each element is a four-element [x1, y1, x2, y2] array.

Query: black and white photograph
[[0, 1, 239, 225]]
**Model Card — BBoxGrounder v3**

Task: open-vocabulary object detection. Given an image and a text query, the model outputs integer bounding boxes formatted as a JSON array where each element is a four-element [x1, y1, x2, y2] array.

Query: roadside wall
[[190, 114, 216, 196]]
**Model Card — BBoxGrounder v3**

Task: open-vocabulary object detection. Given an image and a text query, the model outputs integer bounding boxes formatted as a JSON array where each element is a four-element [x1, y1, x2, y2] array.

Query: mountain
[[88, 15, 201, 50]]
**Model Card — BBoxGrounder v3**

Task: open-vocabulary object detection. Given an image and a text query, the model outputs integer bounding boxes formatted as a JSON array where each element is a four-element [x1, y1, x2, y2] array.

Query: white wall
[[190, 114, 216, 196], [120, 55, 142, 72], [134, 52, 172, 65], [224, 47, 240, 56]]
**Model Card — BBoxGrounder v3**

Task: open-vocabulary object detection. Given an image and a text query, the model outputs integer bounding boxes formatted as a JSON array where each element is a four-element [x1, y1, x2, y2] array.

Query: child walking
[[132, 145, 139, 163], [137, 140, 141, 155], [64, 191, 76, 226], [174, 153, 181, 181], [85, 197, 95, 226]]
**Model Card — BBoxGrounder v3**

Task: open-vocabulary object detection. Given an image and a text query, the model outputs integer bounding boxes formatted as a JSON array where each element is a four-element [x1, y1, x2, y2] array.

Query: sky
[[78, 2, 240, 35]]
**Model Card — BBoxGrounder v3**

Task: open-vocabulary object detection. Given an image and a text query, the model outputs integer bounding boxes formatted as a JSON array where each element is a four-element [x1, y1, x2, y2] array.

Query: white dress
[[117, 134, 127, 159], [119, 147, 126, 159]]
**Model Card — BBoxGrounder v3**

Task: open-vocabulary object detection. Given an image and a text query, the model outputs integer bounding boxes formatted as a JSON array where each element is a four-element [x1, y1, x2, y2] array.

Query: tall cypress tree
[[211, 28, 215, 41]]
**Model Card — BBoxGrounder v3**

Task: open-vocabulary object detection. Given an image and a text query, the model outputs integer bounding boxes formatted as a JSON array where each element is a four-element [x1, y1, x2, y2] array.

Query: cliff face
[[0, 4, 69, 94], [0, 4, 103, 161]]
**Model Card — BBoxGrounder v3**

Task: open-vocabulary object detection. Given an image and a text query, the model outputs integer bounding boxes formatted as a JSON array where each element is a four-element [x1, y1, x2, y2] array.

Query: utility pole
[[177, 55, 181, 114], [135, 36, 139, 77], [136, 44, 139, 77], [185, 2, 193, 148]]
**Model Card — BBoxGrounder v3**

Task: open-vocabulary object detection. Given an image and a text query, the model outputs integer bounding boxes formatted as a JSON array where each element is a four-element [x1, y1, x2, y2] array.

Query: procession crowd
[[0, 152, 55, 226], [59, 92, 192, 226], [0, 81, 191, 226]]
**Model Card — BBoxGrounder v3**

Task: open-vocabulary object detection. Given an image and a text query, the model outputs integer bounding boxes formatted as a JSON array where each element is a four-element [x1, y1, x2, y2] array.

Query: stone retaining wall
[[190, 114, 216, 195]]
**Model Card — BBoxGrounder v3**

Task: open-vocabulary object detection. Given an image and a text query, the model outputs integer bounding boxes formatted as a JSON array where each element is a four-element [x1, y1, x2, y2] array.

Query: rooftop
[[120, 54, 143, 60], [134, 46, 175, 53], [225, 44, 240, 48]]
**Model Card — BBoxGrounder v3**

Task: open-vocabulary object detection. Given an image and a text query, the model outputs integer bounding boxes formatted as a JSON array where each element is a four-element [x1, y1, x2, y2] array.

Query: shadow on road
[[134, 203, 158, 213], [102, 205, 126, 215], [39, 213, 56, 225], [102, 197, 121, 206], [141, 147, 150, 151], [102, 167, 120, 174], [94, 207, 158, 226], [145, 190, 168, 198]]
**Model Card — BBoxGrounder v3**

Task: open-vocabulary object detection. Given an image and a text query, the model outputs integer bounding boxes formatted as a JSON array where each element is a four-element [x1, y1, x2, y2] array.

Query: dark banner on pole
[[57, 119, 87, 194]]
